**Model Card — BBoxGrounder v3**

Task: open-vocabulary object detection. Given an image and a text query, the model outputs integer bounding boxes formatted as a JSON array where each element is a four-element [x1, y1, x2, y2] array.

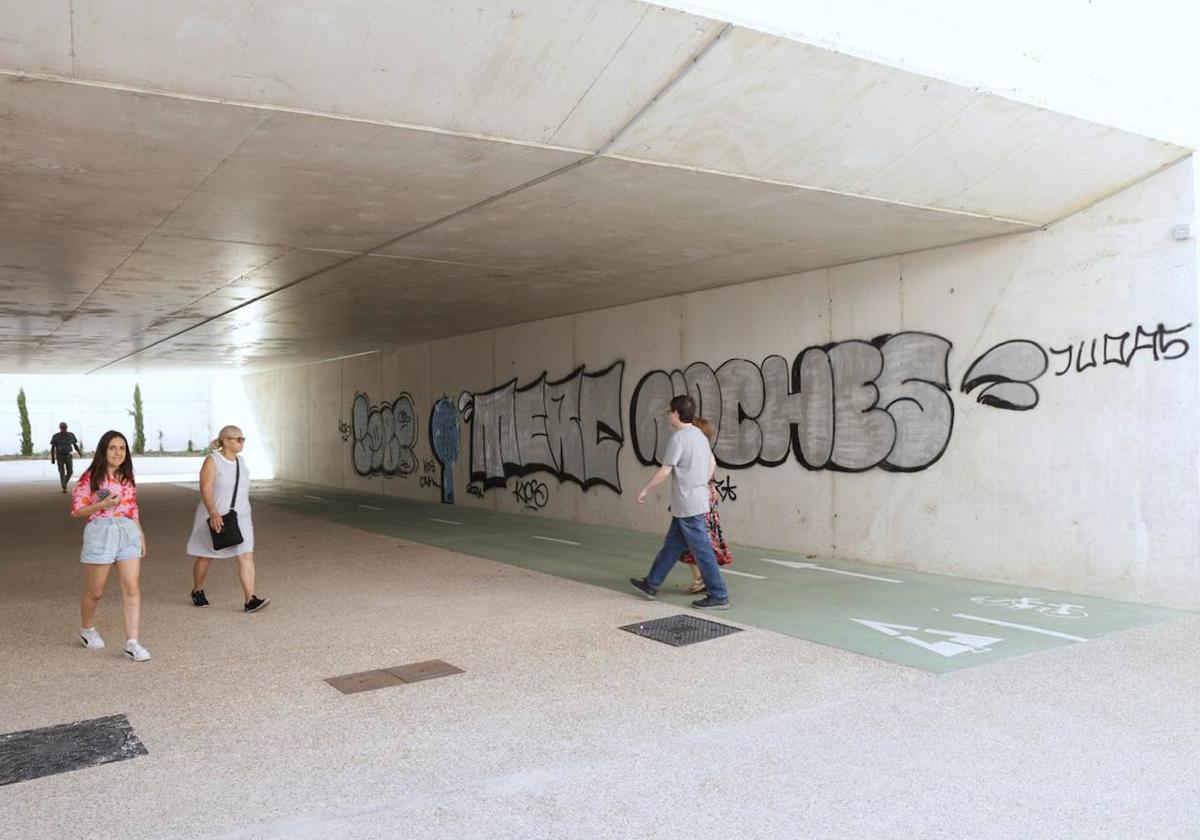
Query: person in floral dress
[[71, 430, 151, 662]]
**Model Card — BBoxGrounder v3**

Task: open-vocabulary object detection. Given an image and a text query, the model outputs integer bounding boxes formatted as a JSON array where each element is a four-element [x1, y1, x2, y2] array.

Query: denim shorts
[[80, 517, 142, 565]]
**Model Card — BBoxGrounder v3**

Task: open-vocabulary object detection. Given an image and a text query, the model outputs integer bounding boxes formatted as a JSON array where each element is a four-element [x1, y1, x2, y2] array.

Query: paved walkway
[[2, 479, 1197, 839]]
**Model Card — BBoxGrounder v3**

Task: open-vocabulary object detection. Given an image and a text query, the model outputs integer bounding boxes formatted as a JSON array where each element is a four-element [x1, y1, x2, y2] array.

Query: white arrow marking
[[722, 569, 766, 579], [762, 558, 902, 583], [429, 518, 462, 526], [853, 619, 1002, 658], [533, 535, 582, 546], [358, 504, 382, 511], [953, 613, 1088, 642], [303, 494, 323, 501]]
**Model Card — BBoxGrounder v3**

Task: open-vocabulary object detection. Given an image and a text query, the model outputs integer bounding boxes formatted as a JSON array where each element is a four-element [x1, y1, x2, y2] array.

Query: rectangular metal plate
[[620, 614, 743, 647], [0, 714, 148, 786], [325, 669, 405, 694], [388, 660, 465, 683]]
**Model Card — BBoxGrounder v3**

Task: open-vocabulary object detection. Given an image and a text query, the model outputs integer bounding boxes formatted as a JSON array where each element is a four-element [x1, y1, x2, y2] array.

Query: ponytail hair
[[694, 417, 715, 443], [212, 425, 242, 450]]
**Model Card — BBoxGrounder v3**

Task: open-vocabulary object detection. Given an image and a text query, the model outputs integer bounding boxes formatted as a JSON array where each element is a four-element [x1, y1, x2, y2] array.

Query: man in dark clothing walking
[[50, 422, 83, 493]]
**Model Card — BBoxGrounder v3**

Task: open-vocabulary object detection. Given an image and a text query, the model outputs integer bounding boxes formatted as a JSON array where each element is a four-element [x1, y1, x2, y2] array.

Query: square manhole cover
[[326, 660, 465, 694], [388, 660, 464, 683], [620, 614, 742, 647], [0, 714, 148, 785], [325, 669, 405, 694]]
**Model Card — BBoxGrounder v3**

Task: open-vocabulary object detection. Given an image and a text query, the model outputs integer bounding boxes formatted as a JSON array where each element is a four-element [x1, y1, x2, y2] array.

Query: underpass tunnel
[[1, 2, 1198, 837]]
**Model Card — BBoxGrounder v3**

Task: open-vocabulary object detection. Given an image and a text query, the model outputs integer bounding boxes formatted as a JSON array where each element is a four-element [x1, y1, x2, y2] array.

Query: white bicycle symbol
[[970, 596, 1089, 618]]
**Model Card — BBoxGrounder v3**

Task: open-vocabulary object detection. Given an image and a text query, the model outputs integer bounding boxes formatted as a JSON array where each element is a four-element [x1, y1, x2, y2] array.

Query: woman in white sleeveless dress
[[185, 425, 269, 612]]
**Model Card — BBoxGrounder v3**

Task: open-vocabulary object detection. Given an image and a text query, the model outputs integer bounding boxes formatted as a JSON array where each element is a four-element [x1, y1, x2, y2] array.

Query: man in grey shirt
[[630, 395, 730, 609], [50, 421, 83, 493]]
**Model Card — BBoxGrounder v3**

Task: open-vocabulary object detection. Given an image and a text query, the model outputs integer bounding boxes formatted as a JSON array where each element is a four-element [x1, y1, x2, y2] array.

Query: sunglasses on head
[[225, 436, 246, 443]]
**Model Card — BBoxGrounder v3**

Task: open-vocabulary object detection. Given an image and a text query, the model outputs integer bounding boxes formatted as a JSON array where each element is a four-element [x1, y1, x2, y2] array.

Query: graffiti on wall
[[350, 392, 419, 477], [512, 478, 550, 511], [429, 398, 460, 505], [458, 362, 624, 491], [631, 333, 957, 473], [342, 319, 1188, 505], [960, 340, 1049, 411], [713, 475, 738, 503], [1048, 322, 1191, 376]]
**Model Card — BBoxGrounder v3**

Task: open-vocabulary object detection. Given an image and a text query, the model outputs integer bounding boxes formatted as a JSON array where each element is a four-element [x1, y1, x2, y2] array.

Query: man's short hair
[[59, 422, 67, 430], [669, 394, 696, 423]]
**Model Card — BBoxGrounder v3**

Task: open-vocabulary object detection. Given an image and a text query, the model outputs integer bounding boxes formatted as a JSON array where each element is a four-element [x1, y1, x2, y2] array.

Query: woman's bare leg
[[80, 564, 111, 628], [192, 557, 212, 591], [115, 556, 142, 641], [235, 552, 255, 601]]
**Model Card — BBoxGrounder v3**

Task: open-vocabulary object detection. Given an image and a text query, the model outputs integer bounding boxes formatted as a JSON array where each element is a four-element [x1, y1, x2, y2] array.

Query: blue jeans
[[646, 514, 728, 600]]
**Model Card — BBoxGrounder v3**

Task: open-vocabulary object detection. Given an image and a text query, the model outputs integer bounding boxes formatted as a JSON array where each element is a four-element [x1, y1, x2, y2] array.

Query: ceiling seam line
[[946, 117, 1072, 201], [0, 69, 593, 156], [88, 22, 736, 373], [128, 247, 301, 340], [547, 5, 651, 143], [851, 97, 982, 190], [34, 111, 275, 357], [1038, 151, 1196, 229], [600, 153, 1042, 227]]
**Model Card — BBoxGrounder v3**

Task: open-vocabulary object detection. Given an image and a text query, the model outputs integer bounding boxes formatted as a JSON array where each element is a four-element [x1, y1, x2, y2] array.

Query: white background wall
[[244, 160, 1199, 608], [0, 373, 214, 455]]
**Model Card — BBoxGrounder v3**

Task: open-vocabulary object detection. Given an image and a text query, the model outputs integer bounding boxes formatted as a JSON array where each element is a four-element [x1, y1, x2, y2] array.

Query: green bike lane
[[242, 481, 1187, 674]]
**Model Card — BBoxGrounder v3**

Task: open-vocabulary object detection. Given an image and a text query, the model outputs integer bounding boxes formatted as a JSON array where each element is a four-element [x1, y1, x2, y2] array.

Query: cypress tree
[[129, 384, 146, 454], [17, 387, 33, 456]]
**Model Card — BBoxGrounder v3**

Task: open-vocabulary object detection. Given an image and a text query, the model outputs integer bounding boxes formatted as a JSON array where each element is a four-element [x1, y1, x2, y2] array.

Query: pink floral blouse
[[71, 471, 140, 522]]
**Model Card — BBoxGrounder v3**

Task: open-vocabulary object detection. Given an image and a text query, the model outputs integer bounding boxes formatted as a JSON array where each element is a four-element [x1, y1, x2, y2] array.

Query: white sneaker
[[124, 639, 151, 662], [80, 627, 105, 649]]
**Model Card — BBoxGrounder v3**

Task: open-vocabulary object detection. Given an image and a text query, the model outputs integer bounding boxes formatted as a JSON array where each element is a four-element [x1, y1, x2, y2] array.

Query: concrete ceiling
[[0, 0, 1189, 373]]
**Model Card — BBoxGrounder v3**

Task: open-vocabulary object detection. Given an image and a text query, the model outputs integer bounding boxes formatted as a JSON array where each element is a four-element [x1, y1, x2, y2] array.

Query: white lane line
[[533, 535, 582, 546], [722, 569, 766, 579], [358, 504, 382, 511], [303, 494, 323, 501], [761, 558, 903, 583], [429, 518, 463, 526], [952, 613, 1088, 642]]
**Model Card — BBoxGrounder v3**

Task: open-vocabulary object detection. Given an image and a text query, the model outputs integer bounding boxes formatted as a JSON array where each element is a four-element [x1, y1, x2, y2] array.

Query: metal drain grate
[[0, 714, 148, 786], [620, 614, 742, 647]]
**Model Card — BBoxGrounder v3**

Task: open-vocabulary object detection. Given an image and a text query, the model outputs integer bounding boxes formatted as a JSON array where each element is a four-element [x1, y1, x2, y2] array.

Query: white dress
[[186, 452, 255, 558]]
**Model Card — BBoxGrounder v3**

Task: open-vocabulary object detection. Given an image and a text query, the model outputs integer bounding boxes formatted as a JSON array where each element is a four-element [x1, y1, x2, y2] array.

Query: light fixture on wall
[[1173, 224, 1194, 240]]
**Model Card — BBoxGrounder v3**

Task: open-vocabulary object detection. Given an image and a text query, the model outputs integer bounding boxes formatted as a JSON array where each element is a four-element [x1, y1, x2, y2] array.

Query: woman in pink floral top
[[70, 430, 151, 662]]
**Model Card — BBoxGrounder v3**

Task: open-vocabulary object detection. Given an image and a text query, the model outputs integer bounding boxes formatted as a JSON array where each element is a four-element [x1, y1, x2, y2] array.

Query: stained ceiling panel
[[0, 1, 1189, 374], [606, 27, 1185, 222], [156, 112, 585, 252], [378, 157, 1027, 273]]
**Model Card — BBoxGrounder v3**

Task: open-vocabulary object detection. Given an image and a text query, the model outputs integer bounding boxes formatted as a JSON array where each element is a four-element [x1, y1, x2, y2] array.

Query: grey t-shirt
[[662, 424, 713, 518], [51, 432, 78, 456]]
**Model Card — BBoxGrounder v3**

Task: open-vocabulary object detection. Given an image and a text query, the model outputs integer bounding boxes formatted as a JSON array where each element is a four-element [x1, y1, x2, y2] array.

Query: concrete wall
[[244, 160, 1200, 608]]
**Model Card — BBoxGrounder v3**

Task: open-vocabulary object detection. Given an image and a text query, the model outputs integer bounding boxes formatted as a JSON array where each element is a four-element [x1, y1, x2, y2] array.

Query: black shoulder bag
[[209, 457, 246, 550]]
